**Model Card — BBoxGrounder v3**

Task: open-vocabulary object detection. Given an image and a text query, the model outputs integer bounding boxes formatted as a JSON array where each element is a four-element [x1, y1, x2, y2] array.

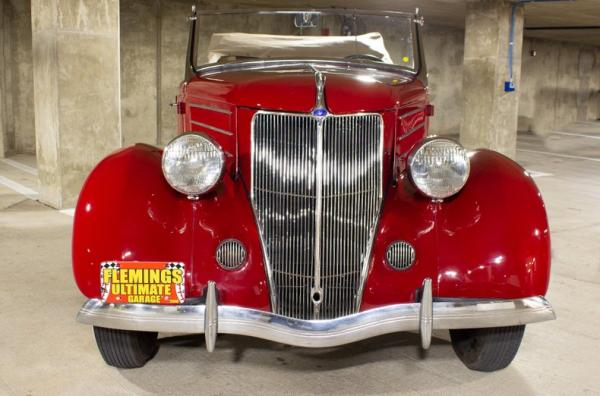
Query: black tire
[[93, 326, 158, 368], [450, 325, 525, 372]]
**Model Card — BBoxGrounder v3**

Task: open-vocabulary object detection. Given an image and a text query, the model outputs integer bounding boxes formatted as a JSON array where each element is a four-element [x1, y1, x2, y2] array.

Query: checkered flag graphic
[[100, 261, 119, 300], [166, 262, 185, 302]]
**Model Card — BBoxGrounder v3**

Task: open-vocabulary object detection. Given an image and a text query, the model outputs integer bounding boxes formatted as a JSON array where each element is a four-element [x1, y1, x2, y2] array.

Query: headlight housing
[[408, 138, 470, 199], [162, 133, 225, 197]]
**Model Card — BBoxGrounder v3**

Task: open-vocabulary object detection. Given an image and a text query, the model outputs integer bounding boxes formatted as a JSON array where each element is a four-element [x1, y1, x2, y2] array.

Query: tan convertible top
[[207, 32, 394, 64]]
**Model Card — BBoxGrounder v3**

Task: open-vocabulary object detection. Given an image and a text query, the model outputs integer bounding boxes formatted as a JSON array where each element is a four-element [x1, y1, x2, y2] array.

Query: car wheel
[[449, 325, 525, 372], [93, 326, 158, 368]]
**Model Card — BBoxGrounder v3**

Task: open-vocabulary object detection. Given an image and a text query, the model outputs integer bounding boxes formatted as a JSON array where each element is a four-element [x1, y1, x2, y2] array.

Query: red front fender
[[360, 149, 551, 310], [72, 144, 270, 310], [436, 150, 551, 299]]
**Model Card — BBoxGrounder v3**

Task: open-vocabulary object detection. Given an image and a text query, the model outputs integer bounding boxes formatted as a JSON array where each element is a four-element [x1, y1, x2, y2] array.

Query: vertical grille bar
[[252, 112, 383, 320]]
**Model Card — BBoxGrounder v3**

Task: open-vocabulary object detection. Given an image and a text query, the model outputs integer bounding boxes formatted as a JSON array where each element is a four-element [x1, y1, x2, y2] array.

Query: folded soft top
[[207, 32, 393, 64]]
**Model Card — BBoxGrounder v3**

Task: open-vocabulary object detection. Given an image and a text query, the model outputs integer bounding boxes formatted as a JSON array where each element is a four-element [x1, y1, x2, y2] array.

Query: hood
[[186, 66, 424, 114]]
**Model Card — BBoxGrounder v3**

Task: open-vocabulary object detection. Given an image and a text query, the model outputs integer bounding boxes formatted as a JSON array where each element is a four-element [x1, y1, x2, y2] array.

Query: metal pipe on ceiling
[[506, 0, 575, 92]]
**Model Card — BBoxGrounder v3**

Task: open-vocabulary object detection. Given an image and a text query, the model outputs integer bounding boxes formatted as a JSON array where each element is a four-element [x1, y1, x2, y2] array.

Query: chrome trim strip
[[313, 116, 324, 319], [197, 60, 418, 78], [77, 296, 556, 348], [190, 120, 233, 136], [311, 69, 326, 318], [398, 122, 426, 140], [194, 9, 416, 18], [188, 103, 232, 115], [398, 107, 424, 120]]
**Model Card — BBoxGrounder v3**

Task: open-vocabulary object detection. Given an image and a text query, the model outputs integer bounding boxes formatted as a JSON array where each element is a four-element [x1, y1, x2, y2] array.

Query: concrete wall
[[120, 0, 159, 147], [1, 0, 35, 156], [423, 26, 600, 138], [428, 28, 600, 138], [159, 0, 197, 145], [460, 0, 524, 158], [0, 0, 5, 157], [31, 0, 122, 208], [422, 25, 464, 136], [121, 0, 283, 147], [120, 0, 197, 147], [519, 39, 600, 135]]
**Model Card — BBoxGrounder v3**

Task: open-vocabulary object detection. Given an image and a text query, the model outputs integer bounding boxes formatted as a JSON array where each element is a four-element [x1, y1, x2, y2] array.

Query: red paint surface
[[435, 150, 551, 299], [185, 67, 421, 114], [73, 67, 550, 313], [360, 150, 551, 310], [72, 144, 270, 310]]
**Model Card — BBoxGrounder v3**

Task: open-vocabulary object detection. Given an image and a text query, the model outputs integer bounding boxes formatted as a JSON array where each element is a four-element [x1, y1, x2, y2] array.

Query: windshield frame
[[191, 9, 422, 77]]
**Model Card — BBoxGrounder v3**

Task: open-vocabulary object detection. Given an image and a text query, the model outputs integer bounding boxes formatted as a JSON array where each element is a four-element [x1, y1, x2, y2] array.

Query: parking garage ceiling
[[212, 0, 600, 46]]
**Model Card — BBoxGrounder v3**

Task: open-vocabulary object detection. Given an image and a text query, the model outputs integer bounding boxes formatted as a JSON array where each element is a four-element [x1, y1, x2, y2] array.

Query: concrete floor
[[1, 123, 599, 395]]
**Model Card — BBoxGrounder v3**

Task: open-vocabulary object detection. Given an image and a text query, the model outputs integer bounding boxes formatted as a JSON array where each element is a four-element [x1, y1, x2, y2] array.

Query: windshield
[[194, 10, 418, 74]]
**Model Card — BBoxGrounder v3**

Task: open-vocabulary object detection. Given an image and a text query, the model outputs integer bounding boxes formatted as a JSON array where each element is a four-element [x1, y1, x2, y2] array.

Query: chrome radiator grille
[[251, 111, 383, 320]]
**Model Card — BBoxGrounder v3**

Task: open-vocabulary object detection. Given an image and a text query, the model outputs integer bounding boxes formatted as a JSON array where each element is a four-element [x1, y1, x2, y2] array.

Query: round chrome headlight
[[408, 138, 470, 199], [162, 133, 225, 196]]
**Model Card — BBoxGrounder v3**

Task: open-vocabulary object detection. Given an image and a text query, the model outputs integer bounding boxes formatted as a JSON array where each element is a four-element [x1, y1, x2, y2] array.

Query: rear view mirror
[[294, 12, 320, 28]]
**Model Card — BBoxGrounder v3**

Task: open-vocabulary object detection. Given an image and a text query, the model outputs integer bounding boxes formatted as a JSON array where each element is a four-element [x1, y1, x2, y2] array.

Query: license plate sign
[[100, 261, 185, 304]]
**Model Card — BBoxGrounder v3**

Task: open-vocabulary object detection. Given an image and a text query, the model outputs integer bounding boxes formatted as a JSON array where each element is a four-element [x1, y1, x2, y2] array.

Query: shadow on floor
[[114, 331, 533, 395], [156, 331, 449, 369]]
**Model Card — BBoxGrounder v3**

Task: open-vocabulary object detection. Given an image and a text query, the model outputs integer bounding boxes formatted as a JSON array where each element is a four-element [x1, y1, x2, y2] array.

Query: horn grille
[[385, 241, 416, 270], [216, 239, 247, 270]]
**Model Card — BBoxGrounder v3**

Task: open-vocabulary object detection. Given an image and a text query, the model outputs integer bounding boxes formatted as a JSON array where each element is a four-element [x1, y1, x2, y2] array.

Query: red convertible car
[[74, 8, 555, 371]]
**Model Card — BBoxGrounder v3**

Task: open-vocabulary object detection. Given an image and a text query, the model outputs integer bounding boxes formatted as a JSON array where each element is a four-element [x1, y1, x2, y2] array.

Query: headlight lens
[[162, 133, 225, 196], [408, 138, 470, 199]]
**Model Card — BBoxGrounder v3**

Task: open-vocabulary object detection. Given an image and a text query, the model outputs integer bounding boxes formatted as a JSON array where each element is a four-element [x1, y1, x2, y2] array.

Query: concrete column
[[159, 0, 194, 146], [31, 0, 121, 208], [596, 49, 600, 121], [0, 0, 6, 157], [422, 25, 465, 136], [460, 0, 524, 159], [10, 0, 35, 155], [1, 0, 15, 157], [575, 49, 594, 122], [119, 0, 194, 147], [0, 0, 35, 156], [120, 0, 159, 147]]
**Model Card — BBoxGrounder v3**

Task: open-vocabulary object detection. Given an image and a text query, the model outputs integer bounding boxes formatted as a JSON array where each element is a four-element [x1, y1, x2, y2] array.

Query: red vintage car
[[74, 8, 555, 371]]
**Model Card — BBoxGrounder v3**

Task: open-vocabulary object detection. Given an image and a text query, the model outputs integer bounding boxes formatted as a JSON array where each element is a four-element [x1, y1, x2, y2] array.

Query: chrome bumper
[[77, 281, 555, 350]]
